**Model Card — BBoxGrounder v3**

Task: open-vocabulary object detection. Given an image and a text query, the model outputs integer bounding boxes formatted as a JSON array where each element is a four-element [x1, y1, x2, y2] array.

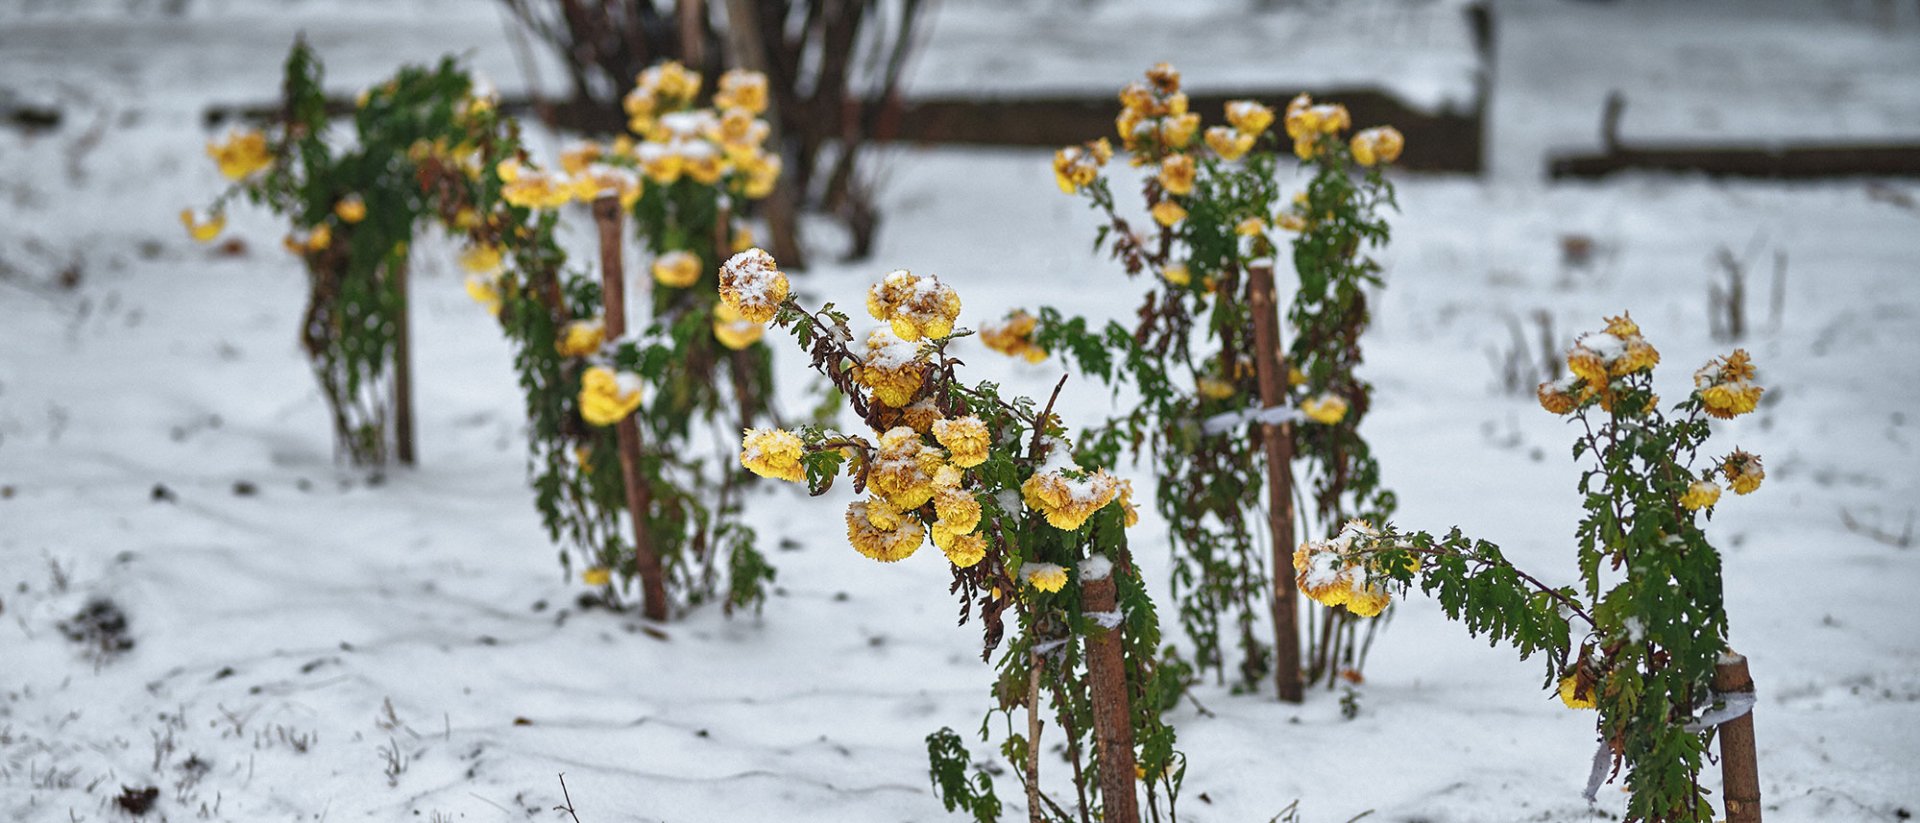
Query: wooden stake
[[1248, 264, 1304, 703], [593, 196, 670, 623], [1081, 573, 1140, 823], [391, 257, 416, 466], [1714, 652, 1762, 823], [677, 0, 705, 68]]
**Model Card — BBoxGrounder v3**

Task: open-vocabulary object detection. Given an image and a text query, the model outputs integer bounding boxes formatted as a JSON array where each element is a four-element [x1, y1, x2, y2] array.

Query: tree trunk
[[1714, 652, 1762, 823], [1249, 264, 1304, 703], [593, 196, 670, 622], [1081, 573, 1139, 823], [719, 0, 805, 268]]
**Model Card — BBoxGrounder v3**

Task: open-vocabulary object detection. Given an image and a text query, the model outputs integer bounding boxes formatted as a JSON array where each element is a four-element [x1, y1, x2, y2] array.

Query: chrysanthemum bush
[[725, 249, 1184, 822], [188, 41, 496, 465], [1295, 314, 1768, 821], [996, 62, 1405, 697], [464, 59, 788, 620]]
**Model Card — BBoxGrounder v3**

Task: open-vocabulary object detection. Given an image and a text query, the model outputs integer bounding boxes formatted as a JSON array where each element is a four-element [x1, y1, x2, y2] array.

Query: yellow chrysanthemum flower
[[1695, 350, 1764, 419], [1196, 376, 1235, 400], [1224, 100, 1275, 136], [1537, 377, 1580, 415], [1349, 126, 1405, 167], [1159, 113, 1201, 150], [1053, 143, 1107, 194], [1151, 200, 1187, 227], [179, 209, 225, 243], [931, 416, 990, 469], [718, 248, 789, 324], [1680, 480, 1722, 511], [582, 567, 612, 586], [570, 164, 643, 209], [980, 310, 1047, 363], [207, 128, 272, 181], [459, 243, 504, 277], [712, 302, 765, 350], [1204, 126, 1254, 161], [934, 487, 982, 534], [714, 69, 770, 114], [1021, 465, 1122, 531], [869, 426, 942, 509], [502, 170, 574, 210], [1301, 394, 1349, 425], [941, 531, 987, 568], [867, 269, 962, 341], [740, 427, 806, 482], [578, 366, 645, 427], [559, 142, 603, 176], [652, 250, 702, 288], [1558, 673, 1598, 710], [1293, 537, 1354, 609], [846, 500, 923, 563], [853, 329, 928, 408], [556, 318, 606, 358], [1024, 562, 1069, 593], [1116, 480, 1140, 528], [334, 195, 367, 224], [1345, 584, 1392, 618], [1235, 216, 1266, 237], [464, 275, 502, 316], [1722, 449, 1764, 495], [1158, 153, 1195, 196], [306, 224, 332, 252], [1160, 263, 1192, 287]]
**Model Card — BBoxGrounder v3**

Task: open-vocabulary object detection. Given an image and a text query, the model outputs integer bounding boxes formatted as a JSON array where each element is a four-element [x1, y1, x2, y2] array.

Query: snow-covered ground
[[4, 1, 1919, 821]]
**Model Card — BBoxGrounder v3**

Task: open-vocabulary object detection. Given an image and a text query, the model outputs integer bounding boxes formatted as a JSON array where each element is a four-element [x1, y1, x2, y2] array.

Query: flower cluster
[[1282, 93, 1352, 160], [1538, 314, 1662, 413], [1052, 139, 1113, 194], [1115, 62, 1200, 159], [619, 63, 781, 198]]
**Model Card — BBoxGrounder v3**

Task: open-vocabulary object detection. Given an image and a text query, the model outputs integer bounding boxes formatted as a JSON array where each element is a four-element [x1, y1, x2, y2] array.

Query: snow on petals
[[719, 247, 789, 323]]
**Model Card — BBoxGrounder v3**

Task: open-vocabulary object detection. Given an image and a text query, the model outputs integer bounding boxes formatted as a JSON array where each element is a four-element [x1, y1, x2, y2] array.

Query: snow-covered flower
[[712, 302, 765, 351], [556, 318, 606, 358], [846, 499, 923, 563], [1301, 393, 1349, 425], [179, 208, 225, 243], [1150, 199, 1187, 227], [652, 250, 702, 288], [1023, 562, 1070, 593], [1694, 349, 1764, 419], [207, 128, 272, 181], [718, 248, 789, 324], [713, 69, 769, 114], [852, 328, 928, 408], [739, 427, 806, 482], [931, 416, 991, 469], [979, 310, 1047, 363], [1157, 153, 1195, 196], [578, 366, 644, 426], [866, 269, 962, 341], [869, 426, 943, 509], [1680, 480, 1722, 511], [1021, 448, 1123, 532], [1721, 449, 1764, 495], [1350, 126, 1405, 167]]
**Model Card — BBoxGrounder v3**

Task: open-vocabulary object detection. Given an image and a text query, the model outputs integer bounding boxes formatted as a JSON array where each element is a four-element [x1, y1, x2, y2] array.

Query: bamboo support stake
[[391, 259, 416, 466], [1081, 573, 1140, 823], [1248, 264, 1304, 703], [1715, 652, 1762, 823], [593, 196, 670, 622]]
